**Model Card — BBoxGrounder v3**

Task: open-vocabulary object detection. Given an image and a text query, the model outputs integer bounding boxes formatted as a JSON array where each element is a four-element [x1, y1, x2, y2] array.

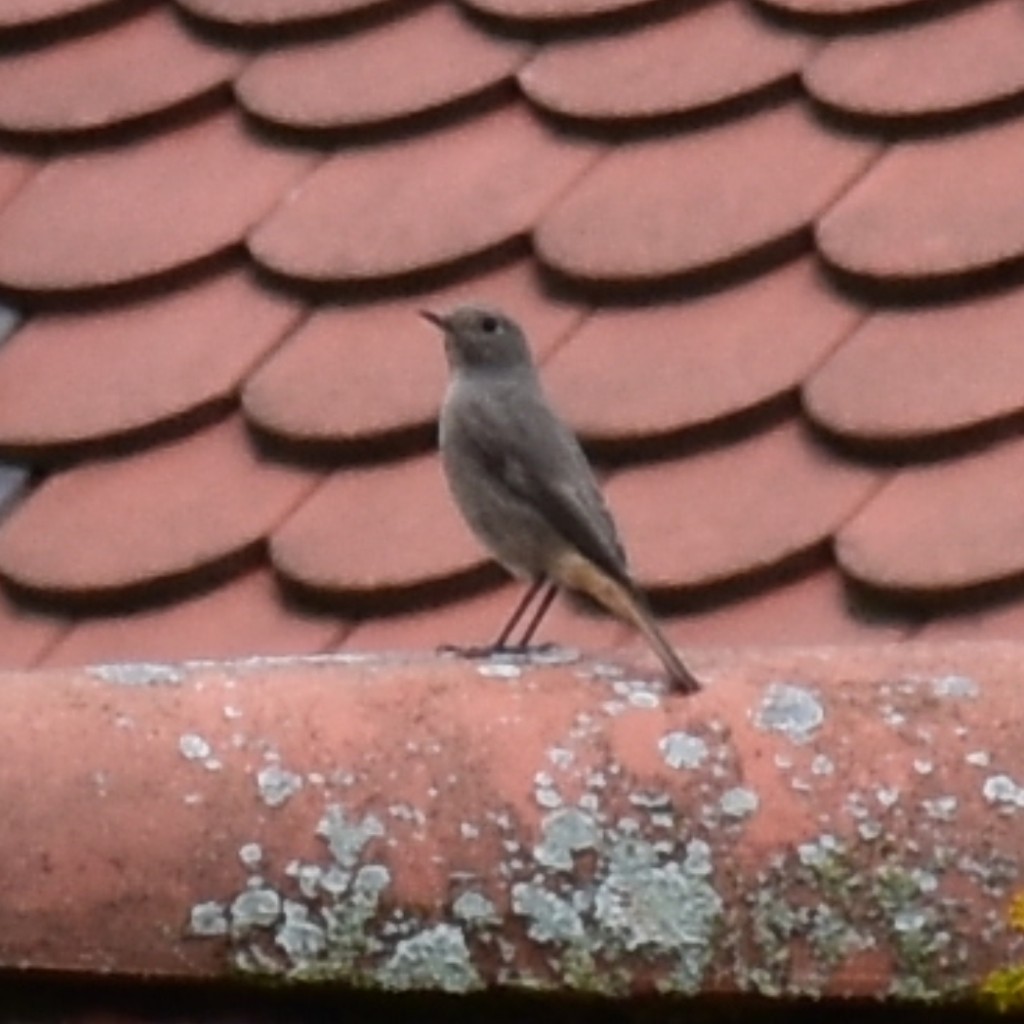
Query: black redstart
[[421, 304, 700, 694]]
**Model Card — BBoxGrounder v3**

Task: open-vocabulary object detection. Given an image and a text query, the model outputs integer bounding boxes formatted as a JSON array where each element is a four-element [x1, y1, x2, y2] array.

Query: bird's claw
[[437, 641, 560, 660]]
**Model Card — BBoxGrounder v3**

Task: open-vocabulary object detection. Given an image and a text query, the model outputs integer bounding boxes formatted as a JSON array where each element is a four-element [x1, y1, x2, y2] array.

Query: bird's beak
[[419, 309, 447, 330]]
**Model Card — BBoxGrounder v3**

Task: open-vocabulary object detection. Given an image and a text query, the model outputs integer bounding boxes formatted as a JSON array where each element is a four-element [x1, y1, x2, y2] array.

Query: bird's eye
[[480, 315, 499, 333]]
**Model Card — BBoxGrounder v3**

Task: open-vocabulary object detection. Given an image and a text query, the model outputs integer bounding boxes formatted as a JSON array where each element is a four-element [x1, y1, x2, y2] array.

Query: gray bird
[[421, 304, 700, 694]]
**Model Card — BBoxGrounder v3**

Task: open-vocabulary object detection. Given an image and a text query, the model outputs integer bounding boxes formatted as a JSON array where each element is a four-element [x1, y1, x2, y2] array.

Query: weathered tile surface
[[1, 649, 1023, 1003]]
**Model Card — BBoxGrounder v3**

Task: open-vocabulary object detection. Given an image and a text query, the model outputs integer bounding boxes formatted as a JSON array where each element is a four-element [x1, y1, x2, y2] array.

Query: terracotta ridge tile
[[1, 646, 1022, 1002]]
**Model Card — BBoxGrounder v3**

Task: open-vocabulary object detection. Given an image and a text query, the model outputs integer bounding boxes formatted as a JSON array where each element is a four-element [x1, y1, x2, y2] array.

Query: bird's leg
[[438, 579, 556, 658], [511, 581, 558, 648], [494, 578, 550, 649]]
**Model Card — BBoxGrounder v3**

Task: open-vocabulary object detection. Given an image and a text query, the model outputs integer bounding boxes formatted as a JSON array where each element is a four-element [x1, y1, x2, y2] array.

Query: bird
[[420, 304, 700, 694]]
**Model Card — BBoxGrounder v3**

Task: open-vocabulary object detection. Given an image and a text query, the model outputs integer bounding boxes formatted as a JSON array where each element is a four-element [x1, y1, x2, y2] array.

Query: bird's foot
[[437, 641, 560, 660]]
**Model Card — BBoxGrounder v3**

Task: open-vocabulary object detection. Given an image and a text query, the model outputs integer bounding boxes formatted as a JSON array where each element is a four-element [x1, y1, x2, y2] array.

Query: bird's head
[[420, 305, 534, 375]]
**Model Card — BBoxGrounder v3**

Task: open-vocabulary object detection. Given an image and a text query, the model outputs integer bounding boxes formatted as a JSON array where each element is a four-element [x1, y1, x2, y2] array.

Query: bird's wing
[[459, 384, 631, 588]]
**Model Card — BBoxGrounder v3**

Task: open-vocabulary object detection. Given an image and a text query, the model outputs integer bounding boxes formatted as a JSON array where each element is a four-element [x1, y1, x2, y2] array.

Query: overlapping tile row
[[1, 0, 1024, 667]]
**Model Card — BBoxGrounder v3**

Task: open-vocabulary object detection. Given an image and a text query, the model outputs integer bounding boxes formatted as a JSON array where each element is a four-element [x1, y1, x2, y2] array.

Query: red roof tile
[[0, 6, 243, 135], [665, 566, 913, 646], [535, 102, 876, 284], [0, 417, 315, 601], [606, 418, 881, 591], [270, 454, 486, 600], [546, 257, 861, 441], [249, 104, 598, 283], [520, 0, 813, 122], [838, 435, 1024, 596], [804, 287, 1024, 446], [42, 568, 343, 667], [817, 118, 1024, 285], [0, 266, 302, 454], [236, 3, 531, 131], [0, 110, 313, 292], [804, 0, 1024, 122], [244, 302, 446, 449]]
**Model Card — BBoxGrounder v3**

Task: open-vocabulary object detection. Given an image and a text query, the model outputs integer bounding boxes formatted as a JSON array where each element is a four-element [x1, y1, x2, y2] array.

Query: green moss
[[554, 946, 616, 996], [980, 966, 1024, 1012], [978, 890, 1024, 1011]]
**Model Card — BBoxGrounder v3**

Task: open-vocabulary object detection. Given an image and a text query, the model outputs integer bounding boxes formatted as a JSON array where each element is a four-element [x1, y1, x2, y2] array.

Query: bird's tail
[[552, 550, 701, 694], [624, 595, 701, 695]]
